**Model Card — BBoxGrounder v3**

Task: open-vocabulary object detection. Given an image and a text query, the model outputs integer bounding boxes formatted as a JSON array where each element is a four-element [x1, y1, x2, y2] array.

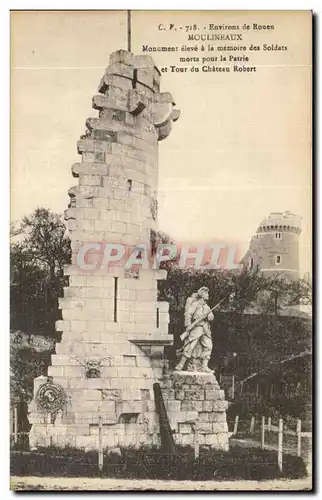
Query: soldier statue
[[175, 286, 215, 373]]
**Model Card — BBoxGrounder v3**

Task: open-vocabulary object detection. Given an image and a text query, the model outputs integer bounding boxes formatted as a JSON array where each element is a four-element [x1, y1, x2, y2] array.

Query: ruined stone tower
[[28, 50, 229, 451], [241, 211, 302, 281]]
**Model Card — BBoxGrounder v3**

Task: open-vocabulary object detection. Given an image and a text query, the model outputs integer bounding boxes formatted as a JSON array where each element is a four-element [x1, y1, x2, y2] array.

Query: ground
[[10, 476, 312, 491]]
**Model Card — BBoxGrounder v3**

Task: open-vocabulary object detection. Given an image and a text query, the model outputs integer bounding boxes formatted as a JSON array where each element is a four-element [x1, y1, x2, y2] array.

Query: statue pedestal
[[160, 371, 230, 450]]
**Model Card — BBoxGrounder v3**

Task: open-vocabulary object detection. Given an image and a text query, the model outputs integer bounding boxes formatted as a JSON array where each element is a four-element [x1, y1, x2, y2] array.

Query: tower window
[[275, 255, 281, 265], [113, 277, 118, 322], [275, 232, 282, 239], [132, 69, 138, 89], [249, 257, 254, 269]]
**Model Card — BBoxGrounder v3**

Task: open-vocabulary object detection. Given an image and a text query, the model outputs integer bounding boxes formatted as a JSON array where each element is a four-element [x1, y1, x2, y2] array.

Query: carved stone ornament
[[36, 381, 66, 414], [70, 355, 111, 378], [85, 359, 102, 378]]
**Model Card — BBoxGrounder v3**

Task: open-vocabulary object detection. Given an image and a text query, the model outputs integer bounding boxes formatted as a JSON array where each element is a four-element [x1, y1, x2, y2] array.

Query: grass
[[11, 444, 307, 481]]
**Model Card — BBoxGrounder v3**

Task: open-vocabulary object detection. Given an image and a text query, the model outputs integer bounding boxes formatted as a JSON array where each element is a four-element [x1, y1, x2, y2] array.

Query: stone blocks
[[160, 372, 229, 451], [28, 50, 181, 451]]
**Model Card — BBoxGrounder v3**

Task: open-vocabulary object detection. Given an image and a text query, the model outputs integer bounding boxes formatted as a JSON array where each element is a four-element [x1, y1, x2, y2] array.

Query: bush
[[11, 444, 307, 481]]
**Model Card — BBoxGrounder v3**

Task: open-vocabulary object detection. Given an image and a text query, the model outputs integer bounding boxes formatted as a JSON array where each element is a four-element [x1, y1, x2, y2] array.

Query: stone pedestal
[[160, 372, 229, 450]]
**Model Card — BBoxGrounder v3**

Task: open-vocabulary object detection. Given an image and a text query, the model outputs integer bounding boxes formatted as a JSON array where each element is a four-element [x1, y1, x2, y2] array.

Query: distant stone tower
[[28, 50, 229, 452], [241, 211, 302, 281]]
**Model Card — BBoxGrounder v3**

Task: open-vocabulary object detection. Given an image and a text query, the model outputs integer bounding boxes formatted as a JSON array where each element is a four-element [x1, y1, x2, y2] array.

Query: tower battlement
[[102, 50, 162, 94], [256, 211, 302, 235], [241, 211, 302, 281]]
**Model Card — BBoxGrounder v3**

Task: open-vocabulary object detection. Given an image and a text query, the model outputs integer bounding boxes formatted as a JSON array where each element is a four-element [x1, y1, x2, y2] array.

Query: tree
[[10, 208, 71, 338], [225, 266, 268, 314], [287, 277, 312, 306], [20, 207, 71, 281], [150, 229, 179, 269], [256, 274, 312, 315], [10, 242, 50, 335], [10, 345, 51, 405]]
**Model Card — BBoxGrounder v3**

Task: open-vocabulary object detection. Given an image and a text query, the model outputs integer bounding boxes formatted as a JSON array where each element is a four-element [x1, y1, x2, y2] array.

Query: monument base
[[160, 371, 230, 450], [28, 370, 229, 452], [28, 372, 162, 452]]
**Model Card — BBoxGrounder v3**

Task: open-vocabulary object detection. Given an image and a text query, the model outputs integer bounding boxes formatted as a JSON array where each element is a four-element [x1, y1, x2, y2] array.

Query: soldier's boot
[[174, 355, 188, 371], [201, 359, 213, 373]]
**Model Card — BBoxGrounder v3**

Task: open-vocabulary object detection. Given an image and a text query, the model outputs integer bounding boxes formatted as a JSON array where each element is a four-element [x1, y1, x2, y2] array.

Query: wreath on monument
[[35, 381, 66, 414]]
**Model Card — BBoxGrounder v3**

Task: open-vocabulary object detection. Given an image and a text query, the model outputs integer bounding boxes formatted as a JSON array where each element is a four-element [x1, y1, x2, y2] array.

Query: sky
[[10, 10, 312, 275]]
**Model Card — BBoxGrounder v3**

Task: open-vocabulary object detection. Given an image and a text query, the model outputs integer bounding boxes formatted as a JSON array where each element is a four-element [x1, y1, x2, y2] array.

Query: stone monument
[[28, 49, 229, 452], [175, 286, 214, 373], [160, 287, 230, 450]]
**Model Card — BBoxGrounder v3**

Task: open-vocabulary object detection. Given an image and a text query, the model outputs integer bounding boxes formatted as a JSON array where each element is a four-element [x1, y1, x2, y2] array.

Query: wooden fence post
[[231, 374, 235, 400], [193, 425, 200, 459], [267, 416, 271, 432], [278, 418, 283, 472], [98, 414, 103, 472], [297, 419, 302, 457], [307, 435, 312, 477], [249, 416, 255, 434], [14, 406, 18, 445], [10, 407, 13, 439], [233, 415, 239, 435], [261, 416, 265, 449]]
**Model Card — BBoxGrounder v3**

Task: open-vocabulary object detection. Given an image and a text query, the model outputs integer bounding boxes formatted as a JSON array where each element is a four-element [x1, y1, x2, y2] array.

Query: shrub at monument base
[[11, 445, 306, 481]]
